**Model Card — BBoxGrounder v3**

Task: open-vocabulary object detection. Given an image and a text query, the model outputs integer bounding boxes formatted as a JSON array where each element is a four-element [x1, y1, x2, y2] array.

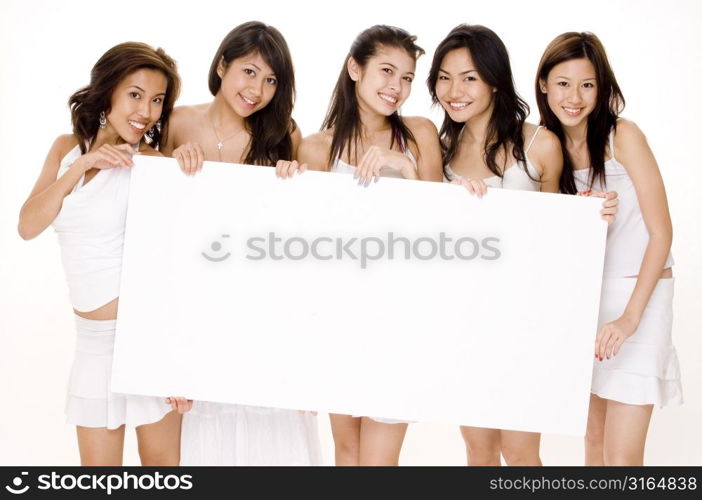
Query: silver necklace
[[209, 113, 245, 160]]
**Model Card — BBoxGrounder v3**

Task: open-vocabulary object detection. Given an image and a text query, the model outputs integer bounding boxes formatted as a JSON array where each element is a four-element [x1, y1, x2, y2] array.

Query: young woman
[[18, 42, 182, 465], [162, 21, 321, 466], [536, 32, 682, 465], [427, 24, 564, 466], [278, 24, 443, 466]]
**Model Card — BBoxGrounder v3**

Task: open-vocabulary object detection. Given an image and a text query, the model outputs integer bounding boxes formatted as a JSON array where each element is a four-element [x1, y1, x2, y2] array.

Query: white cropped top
[[51, 144, 131, 312], [573, 130, 674, 278]]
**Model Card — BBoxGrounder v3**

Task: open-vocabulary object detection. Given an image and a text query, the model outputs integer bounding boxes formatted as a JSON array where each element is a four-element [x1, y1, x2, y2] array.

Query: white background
[[1, 0, 700, 465]]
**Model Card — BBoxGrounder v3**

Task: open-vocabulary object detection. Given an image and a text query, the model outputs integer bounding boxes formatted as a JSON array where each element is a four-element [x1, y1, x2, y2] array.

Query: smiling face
[[104, 68, 167, 145], [540, 57, 598, 129], [434, 47, 495, 124], [349, 45, 416, 117], [217, 52, 277, 118]]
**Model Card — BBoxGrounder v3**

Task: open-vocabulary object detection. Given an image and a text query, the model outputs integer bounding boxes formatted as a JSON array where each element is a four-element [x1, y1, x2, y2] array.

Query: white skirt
[[180, 402, 322, 465], [591, 278, 683, 407], [65, 316, 172, 429]]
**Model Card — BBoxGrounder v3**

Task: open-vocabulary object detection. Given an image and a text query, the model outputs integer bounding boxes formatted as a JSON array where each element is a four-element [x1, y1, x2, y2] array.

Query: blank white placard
[[112, 156, 606, 436]]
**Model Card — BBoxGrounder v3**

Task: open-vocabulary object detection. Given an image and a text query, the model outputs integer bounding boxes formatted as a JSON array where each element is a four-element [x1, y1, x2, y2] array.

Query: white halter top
[[573, 129, 674, 278], [51, 144, 132, 312], [444, 126, 542, 192]]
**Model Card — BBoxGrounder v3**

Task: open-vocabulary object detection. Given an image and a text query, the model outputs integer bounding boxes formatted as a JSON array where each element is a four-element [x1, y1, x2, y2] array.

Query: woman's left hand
[[166, 396, 193, 414], [355, 146, 416, 185], [451, 177, 488, 198], [578, 190, 619, 225], [594, 314, 638, 361], [275, 159, 307, 179]]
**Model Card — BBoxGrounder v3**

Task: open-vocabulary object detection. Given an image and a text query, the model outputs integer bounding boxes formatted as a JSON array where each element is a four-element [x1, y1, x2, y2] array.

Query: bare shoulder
[[300, 130, 332, 155], [298, 130, 332, 170], [170, 103, 207, 125], [27, 134, 80, 199], [526, 122, 561, 154], [404, 116, 439, 138], [53, 134, 80, 159], [165, 104, 209, 151], [613, 118, 646, 149], [291, 123, 303, 143], [288, 124, 304, 158], [612, 119, 658, 176]]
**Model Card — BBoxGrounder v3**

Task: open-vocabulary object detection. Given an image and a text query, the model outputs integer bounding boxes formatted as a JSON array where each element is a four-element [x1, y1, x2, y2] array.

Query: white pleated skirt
[[591, 278, 683, 407], [65, 316, 172, 429], [180, 402, 322, 465]]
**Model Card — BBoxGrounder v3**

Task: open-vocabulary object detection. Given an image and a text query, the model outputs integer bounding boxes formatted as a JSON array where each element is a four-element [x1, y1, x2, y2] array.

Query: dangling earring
[[145, 119, 161, 144], [99, 111, 107, 129]]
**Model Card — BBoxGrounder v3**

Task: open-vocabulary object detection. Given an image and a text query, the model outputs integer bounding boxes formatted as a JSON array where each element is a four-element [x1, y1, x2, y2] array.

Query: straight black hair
[[427, 24, 530, 179]]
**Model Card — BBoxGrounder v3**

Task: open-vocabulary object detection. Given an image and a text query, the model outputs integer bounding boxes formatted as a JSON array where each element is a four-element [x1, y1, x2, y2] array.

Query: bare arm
[[529, 126, 563, 194], [406, 116, 444, 182], [159, 107, 182, 157], [18, 137, 136, 240], [297, 133, 332, 172], [290, 125, 303, 159], [596, 119, 673, 359], [617, 120, 672, 319]]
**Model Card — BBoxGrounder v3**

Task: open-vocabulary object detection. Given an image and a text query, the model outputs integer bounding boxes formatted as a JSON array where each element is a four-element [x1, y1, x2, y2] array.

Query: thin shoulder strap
[[525, 125, 543, 154], [609, 128, 616, 161]]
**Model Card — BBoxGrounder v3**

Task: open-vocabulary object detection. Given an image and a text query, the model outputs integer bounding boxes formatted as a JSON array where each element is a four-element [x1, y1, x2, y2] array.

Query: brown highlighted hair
[[68, 42, 180, 153], [535, 32, 625, 194], [208, 21, 296, 166], [322, 25, 424, 169]]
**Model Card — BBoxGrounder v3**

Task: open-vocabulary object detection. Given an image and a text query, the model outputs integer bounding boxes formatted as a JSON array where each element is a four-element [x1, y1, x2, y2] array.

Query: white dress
[[180, 402, 321, 465]]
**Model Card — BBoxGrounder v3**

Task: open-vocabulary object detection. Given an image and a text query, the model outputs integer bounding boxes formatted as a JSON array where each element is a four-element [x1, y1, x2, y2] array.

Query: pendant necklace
[[209, 113, 245, 161]]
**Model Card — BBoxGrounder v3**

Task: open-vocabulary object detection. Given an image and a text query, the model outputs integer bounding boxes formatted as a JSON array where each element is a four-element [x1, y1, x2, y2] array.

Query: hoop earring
[[99, 111, 107, 129]]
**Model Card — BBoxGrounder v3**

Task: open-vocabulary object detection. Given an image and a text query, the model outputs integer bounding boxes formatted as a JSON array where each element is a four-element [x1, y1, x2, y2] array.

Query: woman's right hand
[[275, 159, 307, 179], [166, 397, 193, 414], [173, 142, 205, 176], [76, 143, 136, 172], [451, 177, 488, 198]]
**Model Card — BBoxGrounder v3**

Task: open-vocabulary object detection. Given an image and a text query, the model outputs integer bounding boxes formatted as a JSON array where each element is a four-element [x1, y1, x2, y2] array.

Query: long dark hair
[[535, 32, 625, 194], [208, 21, 296, 166], [322, 25, 424, 169], [68, 42, 180, 154], [427, 24, 530, 179]]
